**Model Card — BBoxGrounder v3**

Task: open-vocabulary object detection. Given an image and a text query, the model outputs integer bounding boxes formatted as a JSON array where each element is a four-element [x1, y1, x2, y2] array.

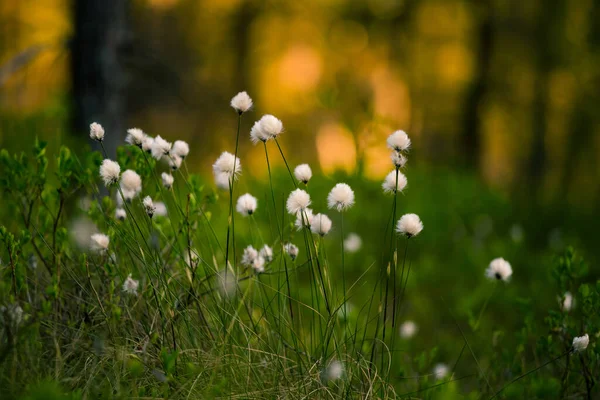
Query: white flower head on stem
[[161, 172, 174, 189], [151, 135, 172, 160], [294, 164, 312, 184], [295, 208, 314, 230], [383, 170, 407, 194], [90, 122, 105, 142], [231, 91, 253, 114], [396, 214, 423, 238], [560, 291, 574, 311], [126, 128, 145, 147], [99, 159, 121, 187], [391, 152, 407, 169], [327, 183, 355, 212], [433, 363, 449, 380], [168, 155, 182, 171], [242, 245, 264, 272], [400, 320, 418, 339], [212, 152, 241, 181], [120, 170, 142, 198], [311, 213, 332, 236], [344, 233, 362, 253], [573, 334, 589, 352], [259, 245, 273, 263], [250, 120, 270, 144], [122, 274, 139, 295], [387, 130, 411, 152], [326, 360, 344, 381], [253, 256, 265, 273], [115, 208, 126, 221], [171, 140, 189, 159], [485, 257, 512, 282], [259, 114, 283, 139], [286, 189, 311, 215], [143, 196, 156, 218], [90, 233, 109, 253], [236, 193, 258, 216], [284, 243, 299, 261], [142, 136, 154, 153], [154, 202, 167, 217]]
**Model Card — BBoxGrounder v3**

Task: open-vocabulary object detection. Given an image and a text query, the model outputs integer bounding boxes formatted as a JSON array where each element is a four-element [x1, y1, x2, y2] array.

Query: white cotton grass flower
[[311, 213, 332, 236], [126, 128, 145, 147], [344, 233, 362, 253], [295, 208, 314, 230], [115, 208, 126, 221], [294, 164, 312, 184], [241, 246, 265, 273], [400, 320, 418, 339], [212, 152, 241, 180], [259, 114, 283, 139], [143, 196, 156, 218], [253, 256, 265, 273], [396, 214, 423, 238], [230, 91, 253, 114], [161, 172, 174, 189], [171, 140, 189, 159], [122, 274, 139, 295], [214, 172, 230, 190], [154, 202, 167, 217], [284, 243, 299, 261], [327, 183, 355, 212], [236, 193, 258, 216], [572, 334, 589, 352], [168, 155, 182, 171], [286, 189, 311, 215], [151, 135, 172, 160], [325, 360, 344, 381], [433, 363, 449, 380], [485, 257, 513, 282], [250, 120, 270, 144], [89, 122, 105, 142], [90, 233, 109, 253], [560, 292, 574, 312], [391, 152, 407, 169], [259, 245, 273, 263], [382, 170, 408, 194], [120, 170, 142, 199], [142, 136, 154, 153], [99, 159, 120, 187], [387, 130, 411, 152]]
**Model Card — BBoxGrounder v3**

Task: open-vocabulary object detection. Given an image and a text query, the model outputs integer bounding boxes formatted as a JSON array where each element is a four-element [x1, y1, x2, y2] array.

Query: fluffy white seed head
[[168, 155, 182, 170], [295, 208, 314, 230], [230, 91, 253, 114], [326, 360, 344, 381], [396, 214, 423, 237], [143, 196, 156, 217], [573, 334, 589, 352], [286, 189, 311, 215], [485, 257, 512, 282], [122, 274, 139, 295], [433, 363, 449, 380], [253, 256, 265, 273], [115, 208, 126, 221], [236, 193, 258, 216], [311, 213, 332, 236], [89, 122, 105, 142], [161, 172, 174, 189], [400, 321, 418, 339], [120, 170, 142, 198], [154, 202, 167, 217], [387, 130, 411, 152], [250, 120, 270, 144], [560, 292, 574, 311], [284, 243, 299, 261], [214, 172, 230, 190], [294, 164, 312, 184], [327, 183, 355, 212], [212, 152, 241, 180], [142, 136, 154, 153], [242, 246, 265, 273], [151, 135, 172, 160], [391, 152, 407, 169], [171, 140, 189, 159], [126, 128, 145, 147], [344, 233, 362, 253], [383, 170, 408, 194], [258, 114, 283, 139], [90, 233, 109, 253], [259, 245, 273, 263], [99, 159, 121, 187]]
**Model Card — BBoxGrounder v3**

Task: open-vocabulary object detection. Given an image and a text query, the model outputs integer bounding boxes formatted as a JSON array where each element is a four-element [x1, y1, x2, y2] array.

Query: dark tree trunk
[[71, 0, 129, 158]]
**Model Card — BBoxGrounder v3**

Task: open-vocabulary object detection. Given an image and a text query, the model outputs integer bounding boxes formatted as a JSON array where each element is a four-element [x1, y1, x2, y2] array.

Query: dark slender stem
[[274, 139, 297, 188]]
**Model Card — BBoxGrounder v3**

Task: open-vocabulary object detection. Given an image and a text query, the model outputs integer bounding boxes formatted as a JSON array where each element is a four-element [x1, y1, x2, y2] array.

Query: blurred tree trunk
[[71, 0, 129, 157], [461, 0, 494, 172]]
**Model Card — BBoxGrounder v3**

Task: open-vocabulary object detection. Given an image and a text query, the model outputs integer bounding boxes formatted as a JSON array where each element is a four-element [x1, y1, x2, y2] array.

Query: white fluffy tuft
[[286, 189, 311, 215], [387, 130, 411, 152], [485, 257, 512, 282], [99, 159, 121, 187], [327, 183, 355, 211], [236, 193, 258, 216], [311, 213, 332, 236], [230, 91, 253, 113], [151, 135, 172, 160], [382, 170, 408, 194], [89, 122, 105, 142], [396, 213, 423, 237]]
